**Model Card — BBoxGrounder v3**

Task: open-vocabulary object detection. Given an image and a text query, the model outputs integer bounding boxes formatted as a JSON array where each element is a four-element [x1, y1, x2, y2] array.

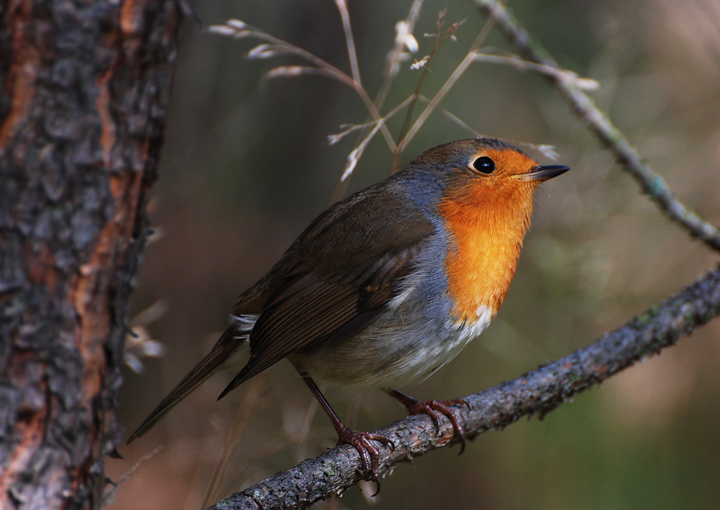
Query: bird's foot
[[387, 389, 468, 454], [300, 375, 393, 484], [336, 426, 394, 482]]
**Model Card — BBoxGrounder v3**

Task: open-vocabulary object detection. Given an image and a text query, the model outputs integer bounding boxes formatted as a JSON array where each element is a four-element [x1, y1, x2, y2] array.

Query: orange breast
[[439, 151, 536, 324]]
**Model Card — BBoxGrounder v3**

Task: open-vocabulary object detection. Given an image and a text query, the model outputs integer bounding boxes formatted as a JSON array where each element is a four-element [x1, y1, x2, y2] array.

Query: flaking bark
[[0, 1, 182, 508]]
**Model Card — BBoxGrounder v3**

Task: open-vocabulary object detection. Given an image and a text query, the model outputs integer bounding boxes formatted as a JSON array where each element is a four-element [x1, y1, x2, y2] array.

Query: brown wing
[[218, 188, 433, 398], [217, 246, 421, 398], [128, 180, 435, 440]]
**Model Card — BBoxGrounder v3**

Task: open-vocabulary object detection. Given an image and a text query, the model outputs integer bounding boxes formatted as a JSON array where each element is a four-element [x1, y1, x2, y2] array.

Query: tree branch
[[474, 0, 720, 252], [207, 264, 720, 509], [197, 4, 720, 508]]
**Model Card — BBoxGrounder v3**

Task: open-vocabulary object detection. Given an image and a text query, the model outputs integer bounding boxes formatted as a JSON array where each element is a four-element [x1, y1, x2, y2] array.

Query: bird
[[126, 137, 569, 479]]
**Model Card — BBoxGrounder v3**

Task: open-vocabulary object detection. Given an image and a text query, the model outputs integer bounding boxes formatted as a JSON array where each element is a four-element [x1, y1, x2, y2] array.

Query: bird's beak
[[515, 165, 570, 182]]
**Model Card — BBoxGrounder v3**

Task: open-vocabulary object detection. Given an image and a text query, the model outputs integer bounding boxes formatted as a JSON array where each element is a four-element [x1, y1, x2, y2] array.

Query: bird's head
[[413, 138, 569, 322]]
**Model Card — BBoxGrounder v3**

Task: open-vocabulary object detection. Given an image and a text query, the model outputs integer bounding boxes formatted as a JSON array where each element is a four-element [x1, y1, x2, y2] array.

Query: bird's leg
[[301, 376, 393, 480], [385, 388, 468, 454]]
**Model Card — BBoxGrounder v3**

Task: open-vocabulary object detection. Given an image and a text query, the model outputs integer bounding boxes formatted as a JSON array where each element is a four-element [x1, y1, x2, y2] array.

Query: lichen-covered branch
[[474, 0, 720, 252], [207, 264, 720, 509]]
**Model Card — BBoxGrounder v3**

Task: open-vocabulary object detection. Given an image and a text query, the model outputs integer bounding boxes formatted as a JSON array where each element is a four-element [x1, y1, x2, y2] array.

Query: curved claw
[[336, 426, 393, 481], [408, 400, 467, 454], [448, 397, 471, 411], [300, 375, 393, 483], [386, 389, 468, 454]]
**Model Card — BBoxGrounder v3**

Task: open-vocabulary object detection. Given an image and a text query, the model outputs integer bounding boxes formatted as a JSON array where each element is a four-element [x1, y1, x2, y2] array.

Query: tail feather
[[126, 327, 248, 444]]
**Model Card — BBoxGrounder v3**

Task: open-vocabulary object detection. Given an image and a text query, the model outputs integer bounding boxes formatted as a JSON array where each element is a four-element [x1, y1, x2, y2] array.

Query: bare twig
[[208, 19, 396, 156], [375, 0, 424, 110], [103, 446, 165, 505], [206, 264, 720, 510], [394, 12, 494, 161], [414, 94, 559, 160], [330, 0, 424, 201], [471, 52, 599, 90], [393, 11, 460, 166], [473, 0, 720, 252], [334, 0, 362, 85], [339, 120, 385, 182]]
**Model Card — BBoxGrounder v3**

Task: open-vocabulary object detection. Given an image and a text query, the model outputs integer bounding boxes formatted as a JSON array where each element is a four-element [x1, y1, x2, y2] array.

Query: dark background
[[110, 1, 720, 508]]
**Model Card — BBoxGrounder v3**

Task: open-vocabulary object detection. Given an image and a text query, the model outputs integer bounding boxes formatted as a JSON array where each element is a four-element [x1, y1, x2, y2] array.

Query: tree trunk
[[0, 1, 183, 508]]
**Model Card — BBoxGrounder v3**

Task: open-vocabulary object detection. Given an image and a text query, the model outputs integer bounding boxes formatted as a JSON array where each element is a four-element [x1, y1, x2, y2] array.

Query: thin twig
[[339, 118, 384, 182], [328, 95, 416, 146], [208, 19, 397, 155], [474, 0, 720, 252], [334, 0, 362, 86], [330, 0, 425, 202], [102, 446, 165, 505], [328, 2, 397, 153], [416, 94, 484, 137], [210, 22, 346, 81], [412, 94, 559, 160], [206, 264, 720, 510], [392, 12, 449, 167], [375, 0, 425, 110], [471, 52, 599, 90], [395, 12, 495, 159], [264, 66, 354, 87]]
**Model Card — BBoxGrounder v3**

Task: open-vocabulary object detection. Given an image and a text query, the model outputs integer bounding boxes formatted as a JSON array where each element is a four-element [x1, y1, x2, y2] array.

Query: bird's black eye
[[471, 156, 495, 174]]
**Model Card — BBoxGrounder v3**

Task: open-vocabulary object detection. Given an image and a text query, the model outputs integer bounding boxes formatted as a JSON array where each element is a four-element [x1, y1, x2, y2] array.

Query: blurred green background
[[110, 1, 720, 508]]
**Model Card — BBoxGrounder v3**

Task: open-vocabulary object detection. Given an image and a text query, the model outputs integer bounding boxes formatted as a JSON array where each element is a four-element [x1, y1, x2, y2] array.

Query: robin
[[127, 138, 569, 478]]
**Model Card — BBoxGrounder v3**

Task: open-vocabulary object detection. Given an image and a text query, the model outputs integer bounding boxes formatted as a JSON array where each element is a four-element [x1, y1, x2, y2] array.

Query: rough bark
[[0, 1, 182, 508]]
